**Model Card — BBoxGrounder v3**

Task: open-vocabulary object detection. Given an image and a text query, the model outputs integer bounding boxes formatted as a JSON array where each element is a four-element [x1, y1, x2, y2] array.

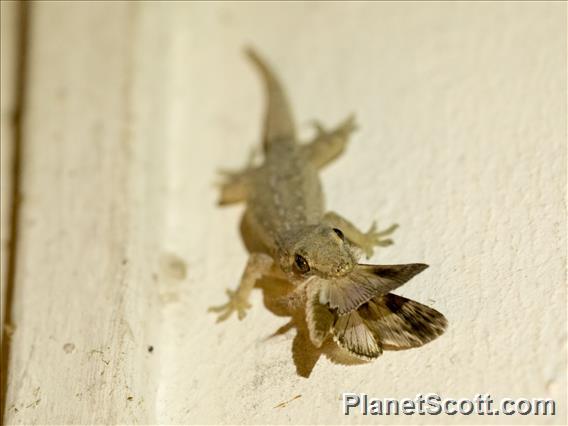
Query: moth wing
[[332, 310, 382, 360], [321, 273, 380, 315], [305, 285, 335, 348], [360, 293, 448, 350], [322, 263, 429, 314]]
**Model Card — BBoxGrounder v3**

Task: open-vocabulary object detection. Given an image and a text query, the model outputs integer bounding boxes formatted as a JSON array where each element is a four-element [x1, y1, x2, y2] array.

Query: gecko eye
[[294, 254, 310, 273], [333, 228, 345, 241]]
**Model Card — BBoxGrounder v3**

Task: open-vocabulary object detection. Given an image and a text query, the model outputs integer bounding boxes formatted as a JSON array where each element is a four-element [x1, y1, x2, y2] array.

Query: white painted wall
[[3, 3, 170, 424], [3, 2, 566, 425]]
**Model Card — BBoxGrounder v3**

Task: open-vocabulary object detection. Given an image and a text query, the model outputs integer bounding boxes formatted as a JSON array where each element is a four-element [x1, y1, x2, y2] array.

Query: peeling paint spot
[[159, 253, 187, 281], [157, 253, 187, 304], [63, 343, 75, 353]]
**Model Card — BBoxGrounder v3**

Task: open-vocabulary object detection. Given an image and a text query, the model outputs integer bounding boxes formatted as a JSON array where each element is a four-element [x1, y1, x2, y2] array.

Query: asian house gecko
[[209, 49, 447, 360]]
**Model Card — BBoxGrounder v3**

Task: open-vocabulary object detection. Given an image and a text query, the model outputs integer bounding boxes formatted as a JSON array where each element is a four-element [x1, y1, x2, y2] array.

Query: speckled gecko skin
[[210, 49, 447, 360]]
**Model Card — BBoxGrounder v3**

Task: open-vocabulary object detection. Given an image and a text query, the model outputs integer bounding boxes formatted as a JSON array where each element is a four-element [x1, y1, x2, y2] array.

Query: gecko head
[[278, 224, 357, 280]]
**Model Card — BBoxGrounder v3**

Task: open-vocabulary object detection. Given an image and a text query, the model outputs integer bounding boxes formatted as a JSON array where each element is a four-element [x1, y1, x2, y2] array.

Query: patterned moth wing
[[305, 283, 335, 348], [360, 293, 448, 350], [319, 263, 429, 314], [332, 309, 383, 360], [330, 293, 447, 360]]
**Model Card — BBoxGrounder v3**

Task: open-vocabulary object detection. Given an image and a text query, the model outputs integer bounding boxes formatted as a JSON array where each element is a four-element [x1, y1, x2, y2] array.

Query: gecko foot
[[361, 222, 399, 258], [208, 289, 251, 322], [310, 114, 357, 139]]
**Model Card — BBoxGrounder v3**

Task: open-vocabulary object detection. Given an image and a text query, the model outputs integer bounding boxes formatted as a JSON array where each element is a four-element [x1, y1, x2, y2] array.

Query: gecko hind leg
[[217, 173, 249, 206], [209, 253, 273, 321], [302, 114, 358, 170], [323, 211, 398, 259], [216, 147, 260, 206]]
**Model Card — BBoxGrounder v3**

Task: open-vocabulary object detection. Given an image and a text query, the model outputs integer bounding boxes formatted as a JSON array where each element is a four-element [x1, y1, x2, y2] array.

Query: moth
[[303, 263, 447, 360]]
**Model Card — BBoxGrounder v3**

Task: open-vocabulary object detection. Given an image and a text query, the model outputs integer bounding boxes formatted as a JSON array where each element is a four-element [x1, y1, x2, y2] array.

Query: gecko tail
[[245, 47, 297, 149]]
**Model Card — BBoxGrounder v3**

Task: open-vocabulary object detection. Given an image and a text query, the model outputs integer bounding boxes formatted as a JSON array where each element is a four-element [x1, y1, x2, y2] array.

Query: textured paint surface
[[2, 2, 565, 425], [3, 3, 171, 424], [157, 2, 566, 424]]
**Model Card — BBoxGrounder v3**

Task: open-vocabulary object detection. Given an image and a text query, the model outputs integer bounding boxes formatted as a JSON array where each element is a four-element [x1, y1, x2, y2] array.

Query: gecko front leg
[[323, 211, 398, 259], [209, 253, 273, 321]]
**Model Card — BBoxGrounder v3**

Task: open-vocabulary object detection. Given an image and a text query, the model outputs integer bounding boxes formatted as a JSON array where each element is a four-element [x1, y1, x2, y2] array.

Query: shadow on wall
[[257, 275, 368, 378], [240, 212, 367, 378]]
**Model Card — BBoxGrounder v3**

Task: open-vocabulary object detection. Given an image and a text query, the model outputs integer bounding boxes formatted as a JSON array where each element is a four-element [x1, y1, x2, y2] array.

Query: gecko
[[209, 48, 447, 360]]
